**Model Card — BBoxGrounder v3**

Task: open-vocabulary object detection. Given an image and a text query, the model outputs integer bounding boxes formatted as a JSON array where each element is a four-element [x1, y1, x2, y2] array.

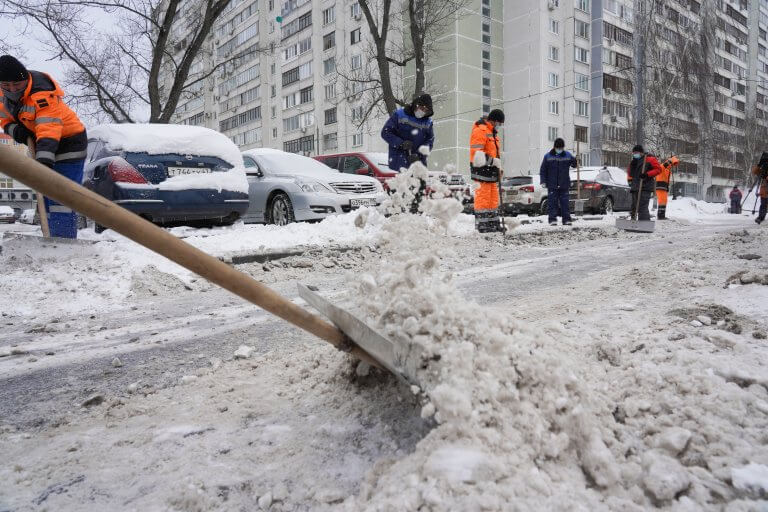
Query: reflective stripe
[[55, 150, 87, 161], [36, 150, 55, 161], [0, 110, 8, 119], [19, 105, 35, 114], [474, 208, 497, 214], [49, 205, 73, 213], [7, 124, 17, 137], [397, 117, 430, 130], [655, 181, 669, 191], [35, 116, 62, 125], [470, 144, 484, 148]]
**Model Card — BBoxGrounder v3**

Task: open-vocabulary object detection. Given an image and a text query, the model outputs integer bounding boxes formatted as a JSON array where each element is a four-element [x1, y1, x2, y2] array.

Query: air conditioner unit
[[605, 88, 613, 95], [301, 126, 308, 133], [547, 0, 556, 10], [607, 39, 614, 46], [610, 115, 617, 122]]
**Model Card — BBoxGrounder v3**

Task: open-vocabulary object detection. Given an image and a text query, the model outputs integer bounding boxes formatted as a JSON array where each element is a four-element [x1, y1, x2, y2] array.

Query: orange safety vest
[[0, 71, 87, 166], [469, 118, 500, 164], [655, 156, 678, 191], [753, 166, 768, 198]]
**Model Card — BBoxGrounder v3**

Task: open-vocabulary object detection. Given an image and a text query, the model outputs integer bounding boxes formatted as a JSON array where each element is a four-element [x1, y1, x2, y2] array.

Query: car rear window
[[504, 176, 533, 186]]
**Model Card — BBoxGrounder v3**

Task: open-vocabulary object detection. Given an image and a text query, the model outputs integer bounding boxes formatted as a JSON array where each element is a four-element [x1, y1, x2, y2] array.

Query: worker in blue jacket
[[540, 137, 578, 226], [381, 93, 434, 172]]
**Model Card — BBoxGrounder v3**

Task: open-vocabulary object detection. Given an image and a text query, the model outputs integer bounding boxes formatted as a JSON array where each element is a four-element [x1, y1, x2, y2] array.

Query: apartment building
[[503, 0, 763, 201], [0, 134, 37, 213], [166, 0, 388, 156]]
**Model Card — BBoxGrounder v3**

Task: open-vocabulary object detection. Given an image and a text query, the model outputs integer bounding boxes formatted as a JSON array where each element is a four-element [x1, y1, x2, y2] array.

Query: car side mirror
[[356, 166, 371, 176]]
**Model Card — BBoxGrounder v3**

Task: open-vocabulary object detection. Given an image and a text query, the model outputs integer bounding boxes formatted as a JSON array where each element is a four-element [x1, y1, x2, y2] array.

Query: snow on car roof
[[89, 124, 243, 167], [0, 205, 14, 214]]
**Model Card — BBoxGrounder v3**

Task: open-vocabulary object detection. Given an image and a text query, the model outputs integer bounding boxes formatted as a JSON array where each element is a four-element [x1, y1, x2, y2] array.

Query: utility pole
[[633, 0, 647, 147]]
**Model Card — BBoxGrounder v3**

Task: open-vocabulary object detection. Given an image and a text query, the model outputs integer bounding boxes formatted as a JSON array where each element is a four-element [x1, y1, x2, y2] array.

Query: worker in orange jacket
[[470, 109, 505, 233], [0, 55, 87, 238], [655, 155, 679, 220]]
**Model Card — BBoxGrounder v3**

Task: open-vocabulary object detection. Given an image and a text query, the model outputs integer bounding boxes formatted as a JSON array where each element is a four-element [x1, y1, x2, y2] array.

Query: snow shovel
[[616, 159, 655, 233], [27, 139, 51, 238], [0, 145, 411, 380]]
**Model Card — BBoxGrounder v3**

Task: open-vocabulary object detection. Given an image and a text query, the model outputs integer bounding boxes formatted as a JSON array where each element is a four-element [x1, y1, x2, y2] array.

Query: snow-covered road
[[1, 206, 767, 511]]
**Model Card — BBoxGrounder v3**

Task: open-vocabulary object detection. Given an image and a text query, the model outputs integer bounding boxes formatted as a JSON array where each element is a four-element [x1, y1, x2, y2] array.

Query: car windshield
[[364, 153, 398, 173], [503, 176, 532, 186], [255, 153, 336, 174]]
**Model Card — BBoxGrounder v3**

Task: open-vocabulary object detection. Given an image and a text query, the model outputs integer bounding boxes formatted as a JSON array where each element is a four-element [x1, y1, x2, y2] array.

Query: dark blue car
[[83, 125, 249, 233]]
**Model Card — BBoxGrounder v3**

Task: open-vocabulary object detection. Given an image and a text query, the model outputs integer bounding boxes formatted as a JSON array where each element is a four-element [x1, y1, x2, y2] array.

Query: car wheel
[[601, 196, 614, 215], [539, 199, 548, 215], [269, 193, 295, 226]]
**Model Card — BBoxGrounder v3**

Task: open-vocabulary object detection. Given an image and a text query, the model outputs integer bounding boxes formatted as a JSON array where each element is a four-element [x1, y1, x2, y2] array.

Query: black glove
[[408, 153, 420, 164], [400, 140, 414, 152], [8, 123, 33, 145], [640, 171, 649, 179]]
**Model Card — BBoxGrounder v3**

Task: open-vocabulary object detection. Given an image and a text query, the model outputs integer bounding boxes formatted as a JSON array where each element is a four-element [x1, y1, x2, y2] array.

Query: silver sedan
[[241, 148, 386, 225]]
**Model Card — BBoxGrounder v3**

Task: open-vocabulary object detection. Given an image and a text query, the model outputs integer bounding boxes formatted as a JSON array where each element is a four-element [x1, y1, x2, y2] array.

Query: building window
[[351, 2, 360, 18], [548, 46, 559, 62], [351, 54, 362, 70], [271, 85, 276, 97], [548, 100, 559, 115], [300, 85, 313, 104], [323, 5, 335, 25], [271, 105, 276, 118], [273, 127, 278, 138], [575, 99, 589, 117], [350, 28, 362, 44], [574, 125, 588, 143], [575, 47, 589, 64], [323, 132, 338, 150], [351, 105, 364, 122], [547, 72, 559, 87], [574, 72, 589, 91], [323, 57, 336, 75], [283, 135, 314, 154], [549, 18, 559, 34], [325, 83, 336, 100], [575, 19, 590, 40], [325, 107, 337, 125], [576, 0, 590, 13], [0, 178, 12, 188], [352, 132, 364, 146], [548, 126, 559, 141], [323, 31, 335, 50]]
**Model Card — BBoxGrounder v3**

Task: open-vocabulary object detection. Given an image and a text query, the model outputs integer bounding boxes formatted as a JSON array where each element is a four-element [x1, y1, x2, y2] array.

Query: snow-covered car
[[502, 174, 546, 216], [83, 124, 249, 233], [18, 208, 38, 224], [0, 205, 16, 223], [567, 166, 633, 214], [241, 149, 386, 225]]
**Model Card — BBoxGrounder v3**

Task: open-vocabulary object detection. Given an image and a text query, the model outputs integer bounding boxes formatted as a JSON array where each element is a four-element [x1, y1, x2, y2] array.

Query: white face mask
[[415, 109, 425, 119]]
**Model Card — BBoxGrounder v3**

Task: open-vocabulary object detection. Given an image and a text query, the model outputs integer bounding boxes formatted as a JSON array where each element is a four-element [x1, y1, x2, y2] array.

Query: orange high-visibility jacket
[[655, 156, 679, 191], [0, 71, 87, 166], [753, 166, 768, 198], [469, 118, 500, 165]]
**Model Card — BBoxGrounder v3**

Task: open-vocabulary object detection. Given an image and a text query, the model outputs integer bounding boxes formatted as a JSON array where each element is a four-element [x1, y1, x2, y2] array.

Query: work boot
[[549, 221, 557, 226], [562, 221, 572, 226]]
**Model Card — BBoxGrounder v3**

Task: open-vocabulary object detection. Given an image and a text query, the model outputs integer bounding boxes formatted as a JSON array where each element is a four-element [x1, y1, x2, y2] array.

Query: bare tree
[[1, 0, 264, 123], [741, 113, 768, 186], [347, 0, 463, 123]]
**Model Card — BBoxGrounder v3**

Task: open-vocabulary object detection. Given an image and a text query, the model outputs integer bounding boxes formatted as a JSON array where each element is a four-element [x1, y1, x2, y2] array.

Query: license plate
[[168, 167, 212, 176], [510, 190, 518, 195], [350, 198, 376, 207]]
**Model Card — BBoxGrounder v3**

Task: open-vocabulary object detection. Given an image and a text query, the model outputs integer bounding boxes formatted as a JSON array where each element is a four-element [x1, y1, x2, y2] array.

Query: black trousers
[[631, 189, 653, 220], [759, 197, 767, 222]]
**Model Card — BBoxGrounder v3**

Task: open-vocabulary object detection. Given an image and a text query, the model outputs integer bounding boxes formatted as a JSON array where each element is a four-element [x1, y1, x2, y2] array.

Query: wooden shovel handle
[[0, 145, 381, 368]]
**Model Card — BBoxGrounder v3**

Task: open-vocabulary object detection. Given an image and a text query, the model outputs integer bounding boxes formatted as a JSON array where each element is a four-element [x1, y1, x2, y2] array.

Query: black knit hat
[[411, 93, 433, 117], [0, 55, 29, 82], [632, 144, 644, 153], [553, 137, 565, 149], [488, 109, 505, 123]]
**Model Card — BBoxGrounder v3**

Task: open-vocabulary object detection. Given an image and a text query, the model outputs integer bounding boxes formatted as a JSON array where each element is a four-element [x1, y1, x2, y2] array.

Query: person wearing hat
[[539, 138, 578, 226], [381, 92, 435, 172], [729, 184, 742, 214], [469, 109, 505, 233], [626, 144, 662, 221], [752, 152, 768, 224], [0, 55, 87, 238]]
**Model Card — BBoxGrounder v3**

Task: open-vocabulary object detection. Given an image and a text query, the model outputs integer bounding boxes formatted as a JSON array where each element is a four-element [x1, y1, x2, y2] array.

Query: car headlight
[[297, 180, 333, 193]]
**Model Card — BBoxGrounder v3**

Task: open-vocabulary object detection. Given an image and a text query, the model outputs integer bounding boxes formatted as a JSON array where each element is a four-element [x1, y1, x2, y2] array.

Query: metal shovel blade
[[615, 218, 656, 233], [297, 283, 420, 385]]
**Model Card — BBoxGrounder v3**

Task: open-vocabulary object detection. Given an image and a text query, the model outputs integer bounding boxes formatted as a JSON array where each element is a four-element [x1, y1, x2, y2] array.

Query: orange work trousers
[[474, 182, 499, 212], [656, 189, 668, 207]]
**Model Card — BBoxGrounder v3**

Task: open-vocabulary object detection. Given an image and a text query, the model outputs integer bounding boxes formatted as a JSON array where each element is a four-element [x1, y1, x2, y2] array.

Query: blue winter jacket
[[380, 107, 434, 171], [540, 149, 578, 190]]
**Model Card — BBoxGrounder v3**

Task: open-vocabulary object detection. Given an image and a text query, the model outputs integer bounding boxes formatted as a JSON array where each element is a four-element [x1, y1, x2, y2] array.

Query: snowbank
[[89, 123, 244, 168], [667, 197, 728, 220]]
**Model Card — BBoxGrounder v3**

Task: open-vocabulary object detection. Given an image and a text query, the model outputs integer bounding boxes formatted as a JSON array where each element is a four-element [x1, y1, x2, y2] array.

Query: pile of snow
[[89, 124, 244, 167], [666, 197, 728, 219], [156, 167, 248, 194]]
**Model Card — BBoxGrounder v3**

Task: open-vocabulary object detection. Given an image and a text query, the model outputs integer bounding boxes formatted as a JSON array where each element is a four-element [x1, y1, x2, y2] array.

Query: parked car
[[314, 151, 472, 207], [568, 166, 633, 214], [501, 174, 547, 216], [0, 205, 16, 223], [19, 208, 37, 224], [83, 124, 249, 233], [241, 148, 386, 225]]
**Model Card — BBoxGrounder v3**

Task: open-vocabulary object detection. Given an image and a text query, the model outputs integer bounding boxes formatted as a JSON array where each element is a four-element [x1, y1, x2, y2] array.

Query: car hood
[[270, 167, 379, 184]]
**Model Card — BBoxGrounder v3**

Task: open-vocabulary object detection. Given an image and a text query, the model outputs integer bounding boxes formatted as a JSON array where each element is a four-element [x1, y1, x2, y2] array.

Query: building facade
[[0, 134, 37, 214], [165, 0, 388, 156]]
